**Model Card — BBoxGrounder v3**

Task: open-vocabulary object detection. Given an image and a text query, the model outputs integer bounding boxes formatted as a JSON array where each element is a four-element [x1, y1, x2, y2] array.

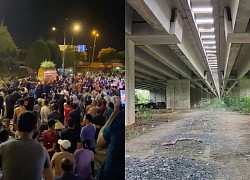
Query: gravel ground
[[126, 110, 250, 179], [125, 156, 215, 180]]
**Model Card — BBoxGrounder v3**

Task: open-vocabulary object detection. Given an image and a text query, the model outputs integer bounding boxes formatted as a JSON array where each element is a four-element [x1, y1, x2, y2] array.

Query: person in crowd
[[61, 118, 81, 154], [40, 99, 51, 132], [99, 100, 107, 115], [0, 93, 4, 117], [80, 114, 96, 153], [85, 96, 93, 112], [104, 92, 111, 106], [93, 108, 105, 141], [49, 104, 62, 123], [87, 100, 98, 118], [64, 100, 73, 127], [96, 99, 125, 180], [55, 158, 81, 180], [33, 98, 42, 123], [74, 139, 94, 180], [4, 90, 16, 130], [43, 119, 60, 159], [69, 103, 82, 137], [103, 102, 114, 123], [0, 128, 9, 143], [51, 139, 75, 177], [57, 95, 66, 123], [0, 111, 54, 180], [24, 91, 35, 111], [12, 99, 26, 132]]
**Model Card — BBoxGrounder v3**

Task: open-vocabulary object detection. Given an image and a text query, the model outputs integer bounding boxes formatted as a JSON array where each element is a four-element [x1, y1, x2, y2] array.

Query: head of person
[[97, 108, 102, 115], [92, 100, 97, 106], [82, 139, 91, 149], [44, 99, 49, 106], [0, 128, 9, 143], [60, 158, 74, 174], [37, 98, 42, 105], [68, 118, 75, 129], [48, 119, 56, 130], [19, 99, 25, 106], [17, 111, 37, 135], [84, 114, 93, 124], [58, 139, 71, 152], [72, 103, 77, 110], [108, 102, 114, 109], [102, 99, 107, 106], [53, 104, 59, 111], [66, 100, 71, 105]]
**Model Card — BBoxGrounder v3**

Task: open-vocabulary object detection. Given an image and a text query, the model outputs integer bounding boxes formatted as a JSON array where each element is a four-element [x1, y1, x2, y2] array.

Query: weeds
[[199, 98, 226, 111]]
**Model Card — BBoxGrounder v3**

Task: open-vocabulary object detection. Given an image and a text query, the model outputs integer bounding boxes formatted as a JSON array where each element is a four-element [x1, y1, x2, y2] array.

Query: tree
[[75, 51, 87, 61], [46, 40, 61, 68], [0, 25, 19, 74], [97, 47, 117, 63], [25, 39, 51, 71], [117, 51, 125, 64], [64, 47, 76, 68]]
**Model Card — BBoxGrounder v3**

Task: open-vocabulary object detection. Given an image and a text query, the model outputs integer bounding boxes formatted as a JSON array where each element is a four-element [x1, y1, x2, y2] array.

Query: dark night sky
[[0, 0, 125, 52]]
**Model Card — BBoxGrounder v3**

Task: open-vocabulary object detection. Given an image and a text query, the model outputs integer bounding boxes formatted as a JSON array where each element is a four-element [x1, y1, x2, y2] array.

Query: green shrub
[[223, 93, 241, 111], [199, 98, 226, 111], [239, 96, 250, 114]]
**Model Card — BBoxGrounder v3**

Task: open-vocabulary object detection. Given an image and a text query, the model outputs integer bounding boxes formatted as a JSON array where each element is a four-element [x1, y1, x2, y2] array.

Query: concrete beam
[[135, 69, 163, 81], [230, 0, 250, 33], [135, 47, 180, 79], [125, 3, 133, 35], [127, 0, 171, 34], [139, 45, 192, 79], [135, 63, 168, 80]]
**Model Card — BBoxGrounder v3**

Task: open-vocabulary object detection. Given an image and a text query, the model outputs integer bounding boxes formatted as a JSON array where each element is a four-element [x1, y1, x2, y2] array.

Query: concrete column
[[150, 91, 156, 102], [166, 80, 190, 109], [161, 92, 166, 102], [190, 87, 202, 108], [125, 39, 135, 125], [239, 79, 250, 96], [156, 92, 162, 102], [201, 91, 211, 103]]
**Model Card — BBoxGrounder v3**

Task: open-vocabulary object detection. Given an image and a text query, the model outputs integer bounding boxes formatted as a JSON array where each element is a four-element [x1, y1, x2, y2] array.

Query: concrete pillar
[[166, 80, 190, 109], [125, 39, 135, 125], [156, 92, 162, 102], [150, 91, 156, 102], [201, 91, 211, 103], [190, 87, 202, 108], [239, 79, 250, 96]]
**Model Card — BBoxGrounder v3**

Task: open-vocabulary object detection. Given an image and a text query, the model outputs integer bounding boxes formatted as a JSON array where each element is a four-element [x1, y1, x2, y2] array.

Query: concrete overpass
[[125, 0, 250, 125]]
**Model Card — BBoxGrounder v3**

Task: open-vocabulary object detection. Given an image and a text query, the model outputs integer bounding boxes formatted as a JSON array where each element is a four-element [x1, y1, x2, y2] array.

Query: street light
[[51, 27, 56, 40], [91, 30, 99, 62], [71, 24, 80, 48], [52, 26, 67, 74]]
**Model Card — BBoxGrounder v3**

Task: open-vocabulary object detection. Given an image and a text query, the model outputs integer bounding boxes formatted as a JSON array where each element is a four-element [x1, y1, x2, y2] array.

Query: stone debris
[[161, 138, 203, 146], [125, 156, 214, 180]]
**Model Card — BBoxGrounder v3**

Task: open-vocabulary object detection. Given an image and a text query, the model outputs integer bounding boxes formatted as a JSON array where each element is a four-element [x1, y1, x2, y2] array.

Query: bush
[[223, 93, 241, 111], [223, 93, 250, 114], [199, 98, 226, 111]]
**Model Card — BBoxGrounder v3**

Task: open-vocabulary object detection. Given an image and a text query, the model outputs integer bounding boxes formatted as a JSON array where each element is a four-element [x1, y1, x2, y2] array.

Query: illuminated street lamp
[[91, 30, 99, 62], [52, 26, 67, 74], [71, 24, 80, 48]]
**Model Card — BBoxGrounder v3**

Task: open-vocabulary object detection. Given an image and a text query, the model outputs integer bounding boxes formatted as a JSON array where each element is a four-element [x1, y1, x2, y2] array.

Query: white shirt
[[40, 105, 50, 124]]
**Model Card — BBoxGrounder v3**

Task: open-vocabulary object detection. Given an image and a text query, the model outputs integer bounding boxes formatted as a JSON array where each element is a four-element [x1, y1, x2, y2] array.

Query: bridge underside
[[125, 0, 250, 125]]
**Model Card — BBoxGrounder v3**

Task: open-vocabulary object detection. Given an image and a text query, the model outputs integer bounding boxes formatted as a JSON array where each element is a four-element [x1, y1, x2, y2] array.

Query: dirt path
[[125, 110, 250, 179]]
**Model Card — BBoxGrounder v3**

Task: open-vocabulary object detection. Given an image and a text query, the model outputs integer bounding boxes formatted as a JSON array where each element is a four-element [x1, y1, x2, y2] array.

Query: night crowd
[[0, 71, 125, 180]]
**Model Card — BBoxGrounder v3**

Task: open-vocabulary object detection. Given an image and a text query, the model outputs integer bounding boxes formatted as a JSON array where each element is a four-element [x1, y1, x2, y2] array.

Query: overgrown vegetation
[[223, 93, 250, 114], [199, 98, 226, 111], [199, 93, 250, 115]]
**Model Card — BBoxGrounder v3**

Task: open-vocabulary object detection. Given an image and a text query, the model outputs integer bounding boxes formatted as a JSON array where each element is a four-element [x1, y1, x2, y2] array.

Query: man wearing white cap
[[51, 139, 75, 177]]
